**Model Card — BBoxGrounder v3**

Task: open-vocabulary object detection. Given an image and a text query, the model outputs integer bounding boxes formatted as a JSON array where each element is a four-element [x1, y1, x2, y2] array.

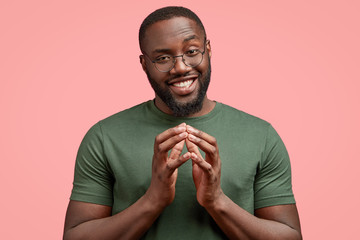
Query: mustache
[[166, 72, 201, 83]]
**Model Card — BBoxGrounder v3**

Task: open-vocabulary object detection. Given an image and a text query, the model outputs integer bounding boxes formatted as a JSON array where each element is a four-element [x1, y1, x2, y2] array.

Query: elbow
[[63, 231, 73, 240], [63, 229, 86, 240], [290, 229, 302, 240], [278, 228, 302, 240]]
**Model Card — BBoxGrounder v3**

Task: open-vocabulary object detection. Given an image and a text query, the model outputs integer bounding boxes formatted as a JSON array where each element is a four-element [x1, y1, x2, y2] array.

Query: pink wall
[[1, 0, 359, 238]]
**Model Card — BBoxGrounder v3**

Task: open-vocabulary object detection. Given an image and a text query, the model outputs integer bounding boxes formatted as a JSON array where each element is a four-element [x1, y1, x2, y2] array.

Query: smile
[[172, 80, 194, 88], [168, 77, 198, 96]]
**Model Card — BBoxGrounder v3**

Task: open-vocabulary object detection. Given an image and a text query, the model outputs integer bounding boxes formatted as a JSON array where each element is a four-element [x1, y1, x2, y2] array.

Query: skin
[[140, 17, 215, 117], [63, 17, 302, 240], [185, 126, 302, 239]]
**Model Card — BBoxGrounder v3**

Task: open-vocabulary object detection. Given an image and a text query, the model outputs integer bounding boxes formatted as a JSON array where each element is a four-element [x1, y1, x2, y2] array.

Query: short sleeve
[[70, 122, 114, 206], [254, 125, 295, 209]]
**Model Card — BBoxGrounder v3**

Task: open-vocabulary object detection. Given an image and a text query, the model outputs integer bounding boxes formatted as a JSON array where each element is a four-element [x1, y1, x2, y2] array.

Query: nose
[[170, 55, 191, 74]]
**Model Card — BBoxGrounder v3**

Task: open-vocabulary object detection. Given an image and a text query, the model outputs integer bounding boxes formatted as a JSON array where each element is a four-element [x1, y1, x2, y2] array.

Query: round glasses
[[143, 40, 207, 73]]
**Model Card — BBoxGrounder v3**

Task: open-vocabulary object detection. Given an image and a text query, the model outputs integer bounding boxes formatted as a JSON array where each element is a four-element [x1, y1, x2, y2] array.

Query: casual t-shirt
[[70, 100, 295, 239]]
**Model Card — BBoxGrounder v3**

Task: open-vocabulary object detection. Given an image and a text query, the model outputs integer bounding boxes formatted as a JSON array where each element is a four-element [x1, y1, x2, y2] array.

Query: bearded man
[[64, 6, 302, 240]]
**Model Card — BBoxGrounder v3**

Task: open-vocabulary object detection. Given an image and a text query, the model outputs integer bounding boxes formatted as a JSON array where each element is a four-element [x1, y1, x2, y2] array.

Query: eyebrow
[[183, 35, 199, 42], [152, 35, 201, 54]]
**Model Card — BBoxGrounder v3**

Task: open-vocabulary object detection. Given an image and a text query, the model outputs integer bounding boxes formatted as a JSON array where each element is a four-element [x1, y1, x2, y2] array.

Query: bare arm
[[186, 125, 302, 240], [63, 197, 163, 240], [206, 198, 302, 240], [63, 123, 191, 240]]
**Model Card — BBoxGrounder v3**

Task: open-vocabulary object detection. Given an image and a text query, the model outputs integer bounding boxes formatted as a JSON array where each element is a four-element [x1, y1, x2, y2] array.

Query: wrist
[[204, 191, 228, 213], [143, 188, 170, 212]]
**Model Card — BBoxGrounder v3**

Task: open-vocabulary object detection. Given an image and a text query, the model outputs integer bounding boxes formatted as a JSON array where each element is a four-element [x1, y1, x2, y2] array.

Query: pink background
[[1, 0, 359, 239]]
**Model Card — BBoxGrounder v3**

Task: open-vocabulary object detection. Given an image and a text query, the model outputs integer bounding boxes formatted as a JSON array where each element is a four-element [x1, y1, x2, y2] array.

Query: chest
[[104, 127, 262, 214]]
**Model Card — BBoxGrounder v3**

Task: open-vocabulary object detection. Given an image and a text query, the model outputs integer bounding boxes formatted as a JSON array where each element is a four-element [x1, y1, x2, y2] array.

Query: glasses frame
[[142, 39, 208, 73]]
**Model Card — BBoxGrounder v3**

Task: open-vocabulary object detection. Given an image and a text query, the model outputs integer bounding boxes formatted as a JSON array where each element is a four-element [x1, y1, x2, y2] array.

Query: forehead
[[142, 17, 204, 52]]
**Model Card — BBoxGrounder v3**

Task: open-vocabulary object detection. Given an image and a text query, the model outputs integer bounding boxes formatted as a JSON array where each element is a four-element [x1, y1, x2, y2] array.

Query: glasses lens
[[183, 53, 203, 67], [154, 57, 173, 72], [154, 50, 204, 72]]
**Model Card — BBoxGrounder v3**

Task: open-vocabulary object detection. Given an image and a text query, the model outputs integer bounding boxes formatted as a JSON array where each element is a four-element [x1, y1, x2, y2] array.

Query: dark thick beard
[[146, 63, 211, 117]]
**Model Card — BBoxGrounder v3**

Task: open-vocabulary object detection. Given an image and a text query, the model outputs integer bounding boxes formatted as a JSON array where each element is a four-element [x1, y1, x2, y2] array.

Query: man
[[64, 6, 302, 240]]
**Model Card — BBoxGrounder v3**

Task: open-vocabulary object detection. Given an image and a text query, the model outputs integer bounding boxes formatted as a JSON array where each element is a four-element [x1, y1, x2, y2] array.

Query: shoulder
[[78, 101, 152, 144], [100, 101, 151, 124], [92, 101, 154, 132], [218, 102, 271, 131]]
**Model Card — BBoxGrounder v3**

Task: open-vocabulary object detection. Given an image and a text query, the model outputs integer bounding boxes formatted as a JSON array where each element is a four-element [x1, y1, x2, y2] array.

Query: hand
[[185, 126, 223, 209], [145, 123, 192, 209]]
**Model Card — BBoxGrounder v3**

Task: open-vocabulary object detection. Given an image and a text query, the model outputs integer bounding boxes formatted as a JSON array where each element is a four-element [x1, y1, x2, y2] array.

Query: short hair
[[139, 6, 207, 52]]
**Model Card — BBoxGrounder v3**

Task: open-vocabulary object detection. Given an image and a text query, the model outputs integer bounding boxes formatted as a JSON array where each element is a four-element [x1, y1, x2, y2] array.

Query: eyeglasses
[[142, 39, 207, 73]]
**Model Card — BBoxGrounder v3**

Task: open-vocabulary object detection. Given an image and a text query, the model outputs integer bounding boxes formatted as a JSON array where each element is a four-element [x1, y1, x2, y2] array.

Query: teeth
[[173, 80, 193, 88]]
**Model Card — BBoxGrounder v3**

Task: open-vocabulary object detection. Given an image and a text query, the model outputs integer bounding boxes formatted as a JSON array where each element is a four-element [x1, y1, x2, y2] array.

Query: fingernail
[[187, 126, 195, 133], [188, 134, 197, 141], [179, 132, 188, 137], [176, 127, 186, 133]]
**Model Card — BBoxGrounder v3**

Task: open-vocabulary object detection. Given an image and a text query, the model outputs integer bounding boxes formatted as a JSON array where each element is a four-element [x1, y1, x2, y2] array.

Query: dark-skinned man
[[64, 6, 302, 240]]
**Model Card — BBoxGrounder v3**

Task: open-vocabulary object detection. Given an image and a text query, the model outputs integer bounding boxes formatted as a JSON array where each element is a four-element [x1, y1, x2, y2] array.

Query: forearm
[[64, 195, 164, 240], [206, 194, 302, 240]]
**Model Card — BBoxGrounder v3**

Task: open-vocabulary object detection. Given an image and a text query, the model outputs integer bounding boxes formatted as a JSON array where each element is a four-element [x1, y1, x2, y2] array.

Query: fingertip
[[182, 152, 190, 159], [188, 134, 199, 142], [179, 132, 188, 138], [187, 125, 198, 134]]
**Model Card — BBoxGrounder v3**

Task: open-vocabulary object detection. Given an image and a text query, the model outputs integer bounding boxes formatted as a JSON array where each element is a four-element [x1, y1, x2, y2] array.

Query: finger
[[186, 138, 206, 167], [156, 123, 186, 144], [188, 133, 218, 160], [186, 126, 218, 159], [187, 125, 217, 146], [154, 123, 186, 156], [185, 138, 202, 155], [191, 152, 213, 177], [192, 160, 202, 189], [157, 131, 188, 157], [168, 140, 185, 161], [166, 152, 192, 176]]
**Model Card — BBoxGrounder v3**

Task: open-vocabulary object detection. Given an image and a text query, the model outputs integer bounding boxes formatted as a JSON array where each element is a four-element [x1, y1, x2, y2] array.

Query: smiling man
[[141, 16, 213, 118], [64, 6, 302, 240]]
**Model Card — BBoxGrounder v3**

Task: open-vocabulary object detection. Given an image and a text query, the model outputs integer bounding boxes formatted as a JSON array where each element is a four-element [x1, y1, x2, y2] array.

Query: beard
[[146, 62, 211, 117]]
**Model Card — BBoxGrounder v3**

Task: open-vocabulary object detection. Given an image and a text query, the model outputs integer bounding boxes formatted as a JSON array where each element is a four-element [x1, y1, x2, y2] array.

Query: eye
[[185, 49, 200, 56], [155, 55, 172, 63]]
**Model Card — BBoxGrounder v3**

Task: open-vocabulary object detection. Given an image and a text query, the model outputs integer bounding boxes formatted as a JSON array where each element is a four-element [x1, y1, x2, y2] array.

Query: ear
[[139, 55, 147, 72], [206, 40, 212, 58]]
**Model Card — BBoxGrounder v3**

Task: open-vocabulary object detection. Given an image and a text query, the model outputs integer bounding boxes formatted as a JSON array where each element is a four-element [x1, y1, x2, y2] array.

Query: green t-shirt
[[70, 100, 295, 239]]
